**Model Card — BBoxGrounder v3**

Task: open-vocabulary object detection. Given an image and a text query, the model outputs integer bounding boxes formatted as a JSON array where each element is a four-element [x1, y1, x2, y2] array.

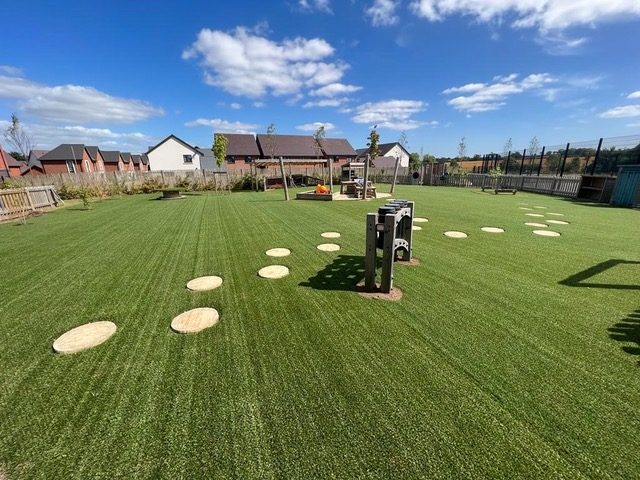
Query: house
[[213, 133, 260, 172], [86, 146, 106, 172], [146, 134, 202, 171], [0, 147, 26, 178], [39, 144, 95, 174], [102, 151, 126, 172], [256, 134, 322, 160], [356, 142, 411, 167], [196, 147, 226, 172], [140, 153, 149, 172], [318, 138, 357, 165], [24, 149, 48, 175], [120, 152, 135, 172], [131, 154, 143, 171]]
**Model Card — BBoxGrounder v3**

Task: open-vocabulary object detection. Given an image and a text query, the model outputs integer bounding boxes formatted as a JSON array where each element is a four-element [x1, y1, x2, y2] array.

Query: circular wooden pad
[[266, 248, 291, 257], [321, 232, 341, 238], [533, 230, 561, 237], [525, 213, 544, 217], [525, 222, 548, 228], [53, 321, 117, 354], [481, 227, 504, 233], [171, 307, 219, 333], [546, 220, 569, 225], [412, 226, 422, 231], [444, 231, 467, 238], [413, 217, 429, 223], [258, 265, 290, 279], [186, 276, 223, 292], [317, 243, 341, 251]]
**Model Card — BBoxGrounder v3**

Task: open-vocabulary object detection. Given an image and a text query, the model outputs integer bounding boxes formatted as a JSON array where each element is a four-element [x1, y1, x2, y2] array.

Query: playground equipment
[[364, 200, 415, 293]]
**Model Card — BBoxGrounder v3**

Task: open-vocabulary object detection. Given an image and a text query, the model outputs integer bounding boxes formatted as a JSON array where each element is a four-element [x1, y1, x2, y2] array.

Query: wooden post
[[519, 149, 526, 176], [591, 137, 603, 175], [402, 202, 414, 261], [25, 187, 35, 211], [380, 214, 396, 294], [364, 213, 377, 291], [390, 156, 401, 194], [329, 157, 333, 194], [362, 154, 370, 200], [278, 156, 290, 201]]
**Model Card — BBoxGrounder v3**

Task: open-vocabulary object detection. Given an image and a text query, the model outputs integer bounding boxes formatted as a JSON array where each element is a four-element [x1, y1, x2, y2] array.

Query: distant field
[[0, 186, 638, 479]]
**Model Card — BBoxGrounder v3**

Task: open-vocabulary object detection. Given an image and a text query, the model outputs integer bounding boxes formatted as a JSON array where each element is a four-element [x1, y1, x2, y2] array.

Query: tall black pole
[[536, 146, 545, 176], [505, 151, 511, 174], [559, 143, 569, 177], [519, 149, 526, 175], [591, 137, 603, 175]]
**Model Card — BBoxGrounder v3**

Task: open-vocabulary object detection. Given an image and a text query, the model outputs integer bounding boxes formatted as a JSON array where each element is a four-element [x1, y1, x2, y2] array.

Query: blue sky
[[1, 0, 639, 156]]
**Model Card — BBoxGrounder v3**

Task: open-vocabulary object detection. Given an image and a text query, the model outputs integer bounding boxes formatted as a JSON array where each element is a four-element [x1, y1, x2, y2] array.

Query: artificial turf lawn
[[0, 186, 638, 479]]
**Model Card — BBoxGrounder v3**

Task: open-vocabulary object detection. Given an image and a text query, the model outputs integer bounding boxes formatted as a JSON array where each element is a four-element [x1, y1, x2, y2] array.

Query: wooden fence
[[0, 185, 62, 222]]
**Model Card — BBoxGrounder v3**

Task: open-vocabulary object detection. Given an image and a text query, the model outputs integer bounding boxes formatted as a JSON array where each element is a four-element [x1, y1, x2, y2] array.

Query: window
[[227, 156, 235, 164], [66, 160, 76, 173], [85, 160, 91, 172], [183, 154, 193, 163], [245, 156, 253, 163]]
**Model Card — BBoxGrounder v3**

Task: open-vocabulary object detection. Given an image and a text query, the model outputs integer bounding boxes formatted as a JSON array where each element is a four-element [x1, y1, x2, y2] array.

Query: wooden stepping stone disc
[[171, 307, 219, 334], [258, 265, 290, 279], [444, 231, 467, 238], [266, 248, 291, 257], [547, 213, 564, 216], [321, 232, 341, 238], [533, 230, 561, 237], [53, 321, 117, 354], [546, 220, 569, 225], [534, 206, 548, 209], [186, 276, 223, 292], [317, 243, 341, 252], [519, 207, 533, 210], [525, 213, 544, 217], [525, 222, 548, 228], [413, 217, 429, 223], [377, 193, 392, 198], [481, 227, 504, 233], [412, 226, 422, 231]]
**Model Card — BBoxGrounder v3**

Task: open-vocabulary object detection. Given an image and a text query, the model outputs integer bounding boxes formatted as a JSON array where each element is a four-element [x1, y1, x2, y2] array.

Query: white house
[[356, 142, 411, 168], [147, 134, 202, 171]]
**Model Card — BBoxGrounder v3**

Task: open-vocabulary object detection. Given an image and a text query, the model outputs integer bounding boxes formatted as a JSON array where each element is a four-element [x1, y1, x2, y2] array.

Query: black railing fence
[[472, 134, 640, 177]]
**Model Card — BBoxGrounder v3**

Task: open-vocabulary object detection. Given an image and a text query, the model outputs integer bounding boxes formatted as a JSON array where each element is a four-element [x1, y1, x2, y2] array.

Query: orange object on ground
[[315, 184, 329, 194]]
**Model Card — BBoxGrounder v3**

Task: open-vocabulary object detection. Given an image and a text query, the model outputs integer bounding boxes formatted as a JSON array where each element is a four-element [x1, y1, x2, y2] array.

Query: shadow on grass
[[608, 309, 640, 365], [559, 259, 640, 290], [299, 255, 365, 292]]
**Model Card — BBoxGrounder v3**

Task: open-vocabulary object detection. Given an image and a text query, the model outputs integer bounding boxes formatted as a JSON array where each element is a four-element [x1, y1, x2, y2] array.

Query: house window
[[245, 156, 253, 163], [66, 160, 76, 173], [183, 154, 193, 163], [85, 160, 91, 172], [227, 156, 236, 164]]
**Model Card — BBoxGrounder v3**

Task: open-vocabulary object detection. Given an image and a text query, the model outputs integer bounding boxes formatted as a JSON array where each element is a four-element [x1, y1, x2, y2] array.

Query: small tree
[[4, 114, 33, 159], [313, 125, 326, 182], [212, 133, 228, 168], [265, 123, 277, 160], [367, 127, 380, 160], [409, 152, 421, 171], [502, 137, 513, 172]]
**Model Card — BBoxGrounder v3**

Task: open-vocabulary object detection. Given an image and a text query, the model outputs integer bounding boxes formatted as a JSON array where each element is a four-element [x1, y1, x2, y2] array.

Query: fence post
[[504, 151, 510, 174], [537, 146, 545, 176], [390, 156, 400, 194], [25, 187, 35, 211], [591, 138, 603, 175], [560, 143, 570, 177], [278, 157, 290, 201], [519, 149, 526, 175]]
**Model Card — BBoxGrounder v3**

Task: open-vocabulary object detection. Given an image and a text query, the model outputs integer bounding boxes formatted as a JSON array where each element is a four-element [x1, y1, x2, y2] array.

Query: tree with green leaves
[[367, 127, 380, 160], [409, 152, 421, 171], [3, 114, 32, 159], [212, 133, 228, 168]]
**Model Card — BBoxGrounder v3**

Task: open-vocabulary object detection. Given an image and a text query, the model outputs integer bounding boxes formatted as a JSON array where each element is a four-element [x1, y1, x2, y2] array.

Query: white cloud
[[0, 65, 23, 76], [366, 0, 400, 26], [628, 91, 640, 99], [599, 105, 640, 119], [253, 101, 266, 108], [296, 122, 336, 132], [184, 118, 260, 134], [303, 98, 350, 108], [0, 74, 163, 124], [183, 26, 350, 99], [310, 82, 362, 97], [0, 120, 154, 151], [443, 73, 555, 113], [409, 0, 640, 48], [351, 99, 427, 130], [230, 102, 242, 109], [299, 0, 332, 13]]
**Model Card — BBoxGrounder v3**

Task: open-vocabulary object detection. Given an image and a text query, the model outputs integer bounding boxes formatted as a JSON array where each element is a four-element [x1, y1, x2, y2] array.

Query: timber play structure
[[364, 200, 415, 293]]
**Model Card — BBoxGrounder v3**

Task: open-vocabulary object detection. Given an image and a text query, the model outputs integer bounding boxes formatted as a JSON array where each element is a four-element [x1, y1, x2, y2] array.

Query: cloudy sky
[[1, 0, 639, 155]]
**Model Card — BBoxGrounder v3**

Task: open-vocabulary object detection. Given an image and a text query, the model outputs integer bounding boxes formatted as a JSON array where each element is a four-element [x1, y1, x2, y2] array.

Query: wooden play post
[[362, 154, 370, 200], [365, 213, 377, 291], [380, 213, 396, 293], [329, 157, 333, 193], [278, 156, 290, 201], [390, 156, 401, 194]]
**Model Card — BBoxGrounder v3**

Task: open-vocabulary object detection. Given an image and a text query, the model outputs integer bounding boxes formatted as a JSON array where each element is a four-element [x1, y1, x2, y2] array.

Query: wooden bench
[[356, 183, 377, 198]]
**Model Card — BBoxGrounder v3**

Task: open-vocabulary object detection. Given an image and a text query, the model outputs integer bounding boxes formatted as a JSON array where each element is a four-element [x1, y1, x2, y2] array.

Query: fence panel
[[0, 185, 60, 221]]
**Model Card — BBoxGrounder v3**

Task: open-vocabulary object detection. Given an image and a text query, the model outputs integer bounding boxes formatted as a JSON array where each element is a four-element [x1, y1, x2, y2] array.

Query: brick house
[[86, 146, 106, 172], [0, 147, 27, 178], [102, 151, 126, 172], [318, 138, 357, 167], [139, 153, 149, 171], [23, 150, 49, 175], [38, 144, 94, 174], [214, 133, 261, 173], [120, 152, 135, 172], [131, 154, 142, 171]]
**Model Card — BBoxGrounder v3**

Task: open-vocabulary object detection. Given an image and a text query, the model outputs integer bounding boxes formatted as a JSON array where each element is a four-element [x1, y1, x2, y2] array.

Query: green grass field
[[1, 186, 638, 479]]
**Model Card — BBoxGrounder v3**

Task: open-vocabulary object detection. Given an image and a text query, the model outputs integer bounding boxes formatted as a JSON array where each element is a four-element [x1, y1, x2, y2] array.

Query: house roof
[[121, 152, 132, 163], [131, 154, 141, 165], [27, 150, 48, 170], [215, 133, 261, 157], [357, 142, 410, 159], [140, 153, 149, 165], [101, 151, 122, 164], [196, 147, 227, 172], [356, 148, 368, 157], [0, 148, 22, 168], [319, 138, 357, 157], [256, 134, 321, 158], [371, 156, 398, 169], [85, 146, 101, 162], [40, 144, 86, 161], [146, 134, 199, 155]]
